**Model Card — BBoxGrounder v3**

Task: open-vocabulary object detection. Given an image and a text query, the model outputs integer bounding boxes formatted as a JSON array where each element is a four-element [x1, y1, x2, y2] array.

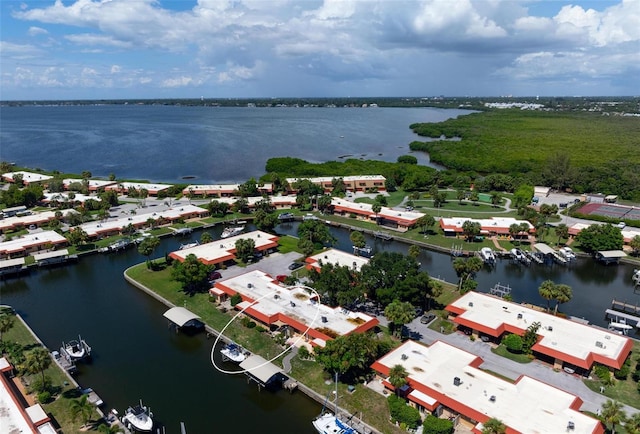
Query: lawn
[[2, 312, 103, 432], [583, 341, 640, 410], [490, 344, 533, 364]]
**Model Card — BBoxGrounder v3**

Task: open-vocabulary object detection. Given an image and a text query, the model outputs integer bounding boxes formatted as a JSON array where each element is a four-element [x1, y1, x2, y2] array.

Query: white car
[[617, 222, 626, 229]]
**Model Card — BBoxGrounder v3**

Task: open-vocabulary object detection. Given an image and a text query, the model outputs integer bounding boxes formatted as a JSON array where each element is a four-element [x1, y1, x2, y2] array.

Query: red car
[[276, 275, 288, 283]]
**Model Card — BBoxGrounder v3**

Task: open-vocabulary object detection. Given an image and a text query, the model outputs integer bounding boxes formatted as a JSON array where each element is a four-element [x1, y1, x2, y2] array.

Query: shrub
[[298, 346, 310, 360], [230, 293, 242, 307], [255, 325, 266, 333], [422, 414, 454, 434], [387, 395, 421, 430], [632, 369, 640, 382], [594, 364, 611, 382], [30, 376, 52, 394], [246, 321, 257, 329], [37, 391, 52, 404], [502, 333, 523, 353]]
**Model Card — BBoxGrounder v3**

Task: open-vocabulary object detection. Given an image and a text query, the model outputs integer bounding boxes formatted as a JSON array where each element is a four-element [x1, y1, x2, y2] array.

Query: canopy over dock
[[533, 243, 555, 255], [163, 307, 202, 328], [239, 354, 287, 390], [595, 250, 626, 264]]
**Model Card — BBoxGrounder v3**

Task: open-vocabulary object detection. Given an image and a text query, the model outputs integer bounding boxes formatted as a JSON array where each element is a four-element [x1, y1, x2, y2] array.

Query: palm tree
[[601, 399, 626, 434], [371, 203, 382, 224], [384, 300, 415, 338], [70, 395, 94, 429], [482, 417, 506, 434], [388, 364, 409, 394], [555, 223, 569, 245], [0, 314, 15, 342], [408, 245, 421, 259], [21, 347, 51, 385], [625, 413, 640, 434], [553, 284, 572, 315], [538, 280, 556, 312]]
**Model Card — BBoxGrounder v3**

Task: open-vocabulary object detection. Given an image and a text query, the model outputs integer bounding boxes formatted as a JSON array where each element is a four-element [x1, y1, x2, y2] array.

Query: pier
[[611, 299, 640, 316]]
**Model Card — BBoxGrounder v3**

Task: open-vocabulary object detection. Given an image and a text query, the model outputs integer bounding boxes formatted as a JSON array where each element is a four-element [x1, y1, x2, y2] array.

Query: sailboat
[[312, 373, 358, 434]]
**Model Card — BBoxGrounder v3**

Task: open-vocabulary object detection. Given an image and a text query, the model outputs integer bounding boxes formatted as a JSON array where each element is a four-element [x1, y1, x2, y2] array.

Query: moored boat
[[479, 247, 496, 265], [121, 400, 154, 432], [633, 269, 640, 286], [221, 225, 244, 238], [220, 342, 249, 363], [61, 335, 91, 361], [312, 373, 358, 434]]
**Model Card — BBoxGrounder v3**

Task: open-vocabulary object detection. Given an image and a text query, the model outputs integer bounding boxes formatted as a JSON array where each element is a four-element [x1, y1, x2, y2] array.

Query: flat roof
[[163, 307, 201, 327], [0, 209, 78, 232], [440, 217, 533, 232], [239, 354, 283, 383], [0, 258, 26, 269], [213, 270, 377, 337], [62, 178, 116, 188], [0, 231, 68, 255], [596, 250, 627, 259], [32, 249, 70, 261], [2, 171, 53, 183], [307, 248, 370, 272], [209, 195, 297, 207], [79, 205, 207, 237], [113, 181, 173, 191], [170, 230, 278, 265], [1, 361, 37, 433], [287, 175, 385, 184], [42, 192, 98, 204], [447, 292, 632, 370], [533, 243, 556, 255], [373, 341, 601, 434], [331, 198, 423, 224]]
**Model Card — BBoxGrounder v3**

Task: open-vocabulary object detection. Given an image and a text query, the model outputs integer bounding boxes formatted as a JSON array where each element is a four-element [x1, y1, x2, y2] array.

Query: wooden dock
[[52, 349, 76, 375], [611, 299, 640, 315]]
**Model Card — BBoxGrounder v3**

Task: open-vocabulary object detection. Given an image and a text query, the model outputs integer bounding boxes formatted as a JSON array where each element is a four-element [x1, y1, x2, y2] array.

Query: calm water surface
[[0, 105, 470, 183]]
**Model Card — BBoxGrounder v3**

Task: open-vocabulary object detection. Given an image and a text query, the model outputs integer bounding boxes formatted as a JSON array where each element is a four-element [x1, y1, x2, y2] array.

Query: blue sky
[[1, 0, 638, 100]]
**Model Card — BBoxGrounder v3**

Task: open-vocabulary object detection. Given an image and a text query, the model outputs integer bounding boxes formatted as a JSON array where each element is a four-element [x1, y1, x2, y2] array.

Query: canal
[[1, 222, 639, 432]]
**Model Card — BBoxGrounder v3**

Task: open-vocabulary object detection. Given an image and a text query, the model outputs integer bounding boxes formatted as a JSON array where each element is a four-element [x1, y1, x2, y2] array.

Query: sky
[[1, 0, 639, 100]]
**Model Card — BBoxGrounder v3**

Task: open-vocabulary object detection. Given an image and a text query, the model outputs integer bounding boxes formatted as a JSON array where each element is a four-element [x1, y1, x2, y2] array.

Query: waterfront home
[[0, 209, 77, 234], [61, 178, 117, 192], [210, 269, 378, 345], [104, 181, 173, 196], [181, 183, 273, 198], [1, 170, 53, 186], [0, 230, 68, 260], [330, 197, 422, 231], [446, 292, 633, 374], [371, 340, 604, 434], [206, 194, 298, 210], [305, 248, 370, 273], [286, 175, 386, 193], [1, 357, 57, 433], [439, 217, 534, 238], [170, 230, 278, 266]]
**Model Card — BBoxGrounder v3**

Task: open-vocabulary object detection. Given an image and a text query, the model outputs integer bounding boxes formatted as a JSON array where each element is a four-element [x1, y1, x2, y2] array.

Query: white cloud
[[2, 0, 639, 97], [28, 26, 48, 36]]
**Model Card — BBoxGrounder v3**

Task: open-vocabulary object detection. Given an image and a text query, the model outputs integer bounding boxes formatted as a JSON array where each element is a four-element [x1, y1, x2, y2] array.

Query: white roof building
[[306, 248, 370, 272], [372, 340, 602, 434], [1, 171, 53, 184]]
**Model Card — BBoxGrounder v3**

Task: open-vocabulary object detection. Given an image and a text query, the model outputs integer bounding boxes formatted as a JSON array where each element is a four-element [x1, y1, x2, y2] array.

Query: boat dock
[[488, 282, 512, 299], [52, 349, 76, 374], [610, 299, 640, 316], [81, 387, 104, 407], [373, 231, 393, 241]]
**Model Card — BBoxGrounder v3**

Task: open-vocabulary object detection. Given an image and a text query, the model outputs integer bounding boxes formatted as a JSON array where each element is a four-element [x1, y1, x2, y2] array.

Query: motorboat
[[559, 247, 576, 261], [608, 320, 633, 335], [277, 212, 295, 221], [312, 373, 358, 434], [220, 342, 249, 363], [633, 269, 640, 286], [479, 247, 496, 265], [510, 248, 530, 265], [121, 400, 154, 432], [179, 241, 199, 250], [221, 225, 245, 239], [61, 335, 91, 361]]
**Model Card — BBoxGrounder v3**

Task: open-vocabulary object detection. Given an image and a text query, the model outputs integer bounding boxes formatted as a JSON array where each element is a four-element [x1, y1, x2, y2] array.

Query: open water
[[0, 105, 469, 183]]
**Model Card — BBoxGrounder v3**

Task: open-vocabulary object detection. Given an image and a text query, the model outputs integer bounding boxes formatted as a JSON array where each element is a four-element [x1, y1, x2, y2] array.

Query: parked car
[[420, 313, 436, 324], [288, 262, 304, 270], [208, 271, 222, 281], [276, 275, 288, 283]]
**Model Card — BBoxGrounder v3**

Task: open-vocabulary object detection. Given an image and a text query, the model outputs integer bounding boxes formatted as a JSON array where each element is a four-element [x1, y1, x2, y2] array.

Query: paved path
[[282, 345, 299, 373]]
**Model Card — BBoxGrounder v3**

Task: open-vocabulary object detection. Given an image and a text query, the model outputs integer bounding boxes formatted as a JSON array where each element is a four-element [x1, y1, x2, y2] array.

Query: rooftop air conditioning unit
[[453, 377, 461, 386], [595, 341, 603, 348], [517, 313, 523, 319], [321, 316, 328, 323], [401, 354, 408, 361], [489, 395, 496, 402], [290, 301, 296, 307], [247, 283, 252, 288], [567, 421, 575, 430], [468, 302, 474, 307]]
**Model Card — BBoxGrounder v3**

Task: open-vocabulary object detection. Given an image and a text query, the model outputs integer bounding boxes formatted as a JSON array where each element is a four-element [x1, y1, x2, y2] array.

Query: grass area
[[2, 313, 103, 432], [583, 341, 640, 410], [125, 262, 284, 360], [490, 344, 534, 364]]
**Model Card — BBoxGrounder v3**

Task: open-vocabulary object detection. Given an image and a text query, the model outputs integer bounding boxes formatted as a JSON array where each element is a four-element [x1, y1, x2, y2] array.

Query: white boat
[[179, 241, 199, 250], [312, 373, 358, 434], [609, 320, 633, 335], [479, 247, 496, 265], [220, 342, 248, 363], [121, 401, 154, 432], [510, 248, 530, 265], [633, 269, 640, 286], [559, 247, 576, 261], [221, 225, 244, 238], [62, 335, 91, 360]]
